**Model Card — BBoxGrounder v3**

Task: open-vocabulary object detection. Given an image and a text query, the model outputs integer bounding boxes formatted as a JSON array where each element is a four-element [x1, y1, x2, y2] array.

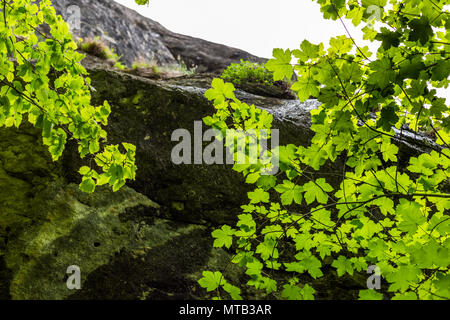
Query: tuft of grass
[[76, 37, 126, 69]]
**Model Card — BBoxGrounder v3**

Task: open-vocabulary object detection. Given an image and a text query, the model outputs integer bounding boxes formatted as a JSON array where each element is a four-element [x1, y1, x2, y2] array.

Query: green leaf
[[377, 104, 399, 131], [274, 180, 303, 205], [293, 251, 323, 279], [265, 48, 293, 81], [256, 238, 279, 260], [256, 175, 277, 190], [212, 225, 234, 249], [332, 256, 354, 276], [407, 153, 437, 176], [358, 289, 383, 300], [222, 282, 242, 300], [431, 60, 450, 81], [368, 58, 396, 89], [248, 188, 270, 203], [408, 17, 433, 45], [79, 178, 96, 193], [303, 178, 333, 204], [380, 141, 398, 162], [291, 75, 320, 102], [386, 266, 421, 292], [204, 78, 236, 105], [300, 284, 316, 300], [198, 271, 223, 292], [396, 199, 426, 235], [293, 40, 322, 62], [328, 36, 353, 55], [78, 166, 91, 176], [281, 284, 303, 300], [392, 292, 418, 300], [245, 172, 260, 184]]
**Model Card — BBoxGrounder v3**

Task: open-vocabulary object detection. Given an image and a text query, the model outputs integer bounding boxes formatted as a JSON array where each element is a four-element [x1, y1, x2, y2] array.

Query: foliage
[[199, 0, 450, 300], [0, 0, 136, 193], [134, 0, 150, 5], [221, 59, 274, 86], [77, 37, 126, 70]]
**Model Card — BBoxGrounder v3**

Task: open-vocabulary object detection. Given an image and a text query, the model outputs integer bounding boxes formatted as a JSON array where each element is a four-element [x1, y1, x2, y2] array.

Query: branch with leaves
[[0, 0, 138, 192], [199, 0, 449, 300]]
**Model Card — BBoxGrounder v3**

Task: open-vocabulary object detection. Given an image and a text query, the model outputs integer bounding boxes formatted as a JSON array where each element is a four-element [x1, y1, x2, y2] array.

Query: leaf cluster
[[0, 0, 137, 193], [199, 0, 450, 300]]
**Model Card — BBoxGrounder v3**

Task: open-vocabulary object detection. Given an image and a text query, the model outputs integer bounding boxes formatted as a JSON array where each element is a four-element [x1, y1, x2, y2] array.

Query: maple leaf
[[248, 188, 270, 203], [407, 153, 437, 176], [274, 180, 303, 205], [291, 75, 320, 102], [376, 104, 399, 131], [294, 251, 323, 279], [368, 58, 396, 89], [303, 178, 333, 204], [396, 199, 426, 234], [265, 48, 293, 81], [358, 289, 383, 300], [204, 78, 236, 105], [380, 141, 398, 162], [198, 271, 223, 291], [386, 266, 421, 292], [281, 284, 303, 300], [212, 225, 235, 249], [408, 17, 433, 45], [332, 255, 354, 276], [293, 40, 322, 62], [431, 60, 450, 81]]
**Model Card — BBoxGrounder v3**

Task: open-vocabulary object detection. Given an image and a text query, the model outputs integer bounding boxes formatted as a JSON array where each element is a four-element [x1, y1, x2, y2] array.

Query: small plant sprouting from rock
[[76, 37, 126, 70], [176, 55, 197, 76], [221, 60, 274, 86], [220, 60, 295, 99], [130, 57, 196, 79]]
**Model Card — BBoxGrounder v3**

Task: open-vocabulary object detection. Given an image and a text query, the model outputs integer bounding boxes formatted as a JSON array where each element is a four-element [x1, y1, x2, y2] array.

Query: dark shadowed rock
[[51, 0, 266, 72]]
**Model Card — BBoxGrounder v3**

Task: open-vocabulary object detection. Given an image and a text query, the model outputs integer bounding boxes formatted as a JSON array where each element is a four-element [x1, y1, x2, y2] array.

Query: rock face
[[0, 55, 434, 299], [50, 0, 266, 73]]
